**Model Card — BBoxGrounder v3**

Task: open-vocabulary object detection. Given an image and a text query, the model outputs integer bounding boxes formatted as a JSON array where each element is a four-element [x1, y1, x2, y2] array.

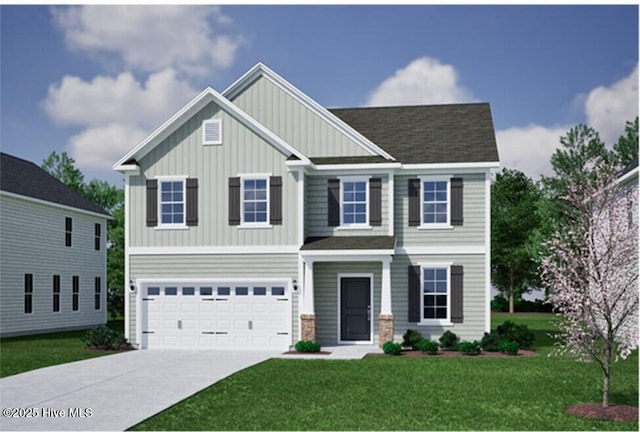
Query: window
[[217, 287, 230, 296], [94, 277, 101, 310], [183, 287, 195, 296], [147, 287, 160, 296], [271, 287, 285, 296], [95, 223, 101, 251], [159, 180, 185, 226], [253, 287, 266, 296], [242, 178, 268, 224], [422, 179, 449, 225], [165, 287, 178, 296], [422, 267, 449, 322], [65, 217, 72, 247], [342, 180, 368, 225], [199, 287, 213, 296], [53, 275, 60, 312], [72, 276, 79, 311], [202, 119, 222, 145], [24, 274, 33, 314], [235, 287, 249, 296]]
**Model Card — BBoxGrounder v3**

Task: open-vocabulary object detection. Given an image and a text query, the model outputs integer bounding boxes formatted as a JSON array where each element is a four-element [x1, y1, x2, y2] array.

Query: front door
[[340, 277, 371, 341]]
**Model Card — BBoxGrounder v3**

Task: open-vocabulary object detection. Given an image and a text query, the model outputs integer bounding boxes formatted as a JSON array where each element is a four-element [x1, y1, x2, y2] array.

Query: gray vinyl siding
[[128, 253, 299, 345], [0, 195, 107, 337], [130, 101, 299, 248], [395, 173, 486, 246], [313, 261, 382, 346], [230, 75, 371, 158], [391, 253, 487, 342], [305, 175, 389, 237]]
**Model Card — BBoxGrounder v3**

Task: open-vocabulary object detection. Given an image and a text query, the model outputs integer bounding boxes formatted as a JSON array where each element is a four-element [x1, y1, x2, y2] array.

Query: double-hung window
[[242, 177, 269, 225], [421, 176, 450, 227], [341, 178, 369, 227], [159, 179, 185, 226], [422, 265, 450, 324]]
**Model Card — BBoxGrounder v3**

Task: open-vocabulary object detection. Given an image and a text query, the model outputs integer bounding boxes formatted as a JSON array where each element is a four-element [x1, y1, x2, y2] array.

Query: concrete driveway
[[0, 349, 277, 431]]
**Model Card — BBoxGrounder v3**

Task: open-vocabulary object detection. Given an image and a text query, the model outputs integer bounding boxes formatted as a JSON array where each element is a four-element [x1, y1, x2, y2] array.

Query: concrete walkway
[[0, 350, 277, 431]]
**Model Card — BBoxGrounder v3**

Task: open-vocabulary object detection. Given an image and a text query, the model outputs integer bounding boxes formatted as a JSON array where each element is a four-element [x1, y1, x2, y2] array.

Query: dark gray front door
[[340, 277, 371, 341]]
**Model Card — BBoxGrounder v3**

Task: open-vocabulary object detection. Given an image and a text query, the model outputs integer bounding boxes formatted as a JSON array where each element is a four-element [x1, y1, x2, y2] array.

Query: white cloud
[[51, 5, 239, 76], [585, 64, 638, 145], [366, 57, 475, 106], [42, 69, 199, 170]]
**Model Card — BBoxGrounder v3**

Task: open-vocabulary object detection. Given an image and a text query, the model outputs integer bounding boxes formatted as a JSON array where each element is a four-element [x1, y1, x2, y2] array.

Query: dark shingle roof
[[311, 156, 390, 165], [330, 103, 499, 164], [301, 236, 395, 251], [0, 153, 110, 216]]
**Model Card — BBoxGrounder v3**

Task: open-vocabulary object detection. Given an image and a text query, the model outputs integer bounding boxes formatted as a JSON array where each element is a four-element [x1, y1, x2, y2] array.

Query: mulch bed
[[282, 351, 332, 355], [367, 349, 537, 357], [566, 403, 639, 422]]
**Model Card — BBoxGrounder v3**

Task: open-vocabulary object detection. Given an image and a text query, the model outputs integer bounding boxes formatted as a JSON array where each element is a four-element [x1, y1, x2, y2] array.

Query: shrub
[[480, 331, 501, 352], [401, 329, 423, 350], [294, 340, 321, 353], [496, 320, 535, 349], [439, 330, 459, 350], [498, 340, 519, 356], [383, 341, 402, 355], [418, 339, 439, 355], [81, 326, 130, 351], [458, 340, 481, 356], [491, 295, 509, 312]]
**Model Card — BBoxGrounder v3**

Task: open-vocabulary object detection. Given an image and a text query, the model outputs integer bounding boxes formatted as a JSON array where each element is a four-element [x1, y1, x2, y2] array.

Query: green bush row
[[294, 340, 322, 353]]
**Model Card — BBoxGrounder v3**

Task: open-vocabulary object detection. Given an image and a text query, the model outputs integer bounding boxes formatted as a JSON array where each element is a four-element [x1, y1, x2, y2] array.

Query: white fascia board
[[0, 190, 112, 220], [300, 250, 394, 260], [310, 162, 402, 172], [616, 166, 639, 186], [128, 245, 300, 255], [113, 86, 309, 172], [401, 162, 500, 172], [223, 62, 396, 161], [115, 165, 140, 175], [396, 245, 486, 255]]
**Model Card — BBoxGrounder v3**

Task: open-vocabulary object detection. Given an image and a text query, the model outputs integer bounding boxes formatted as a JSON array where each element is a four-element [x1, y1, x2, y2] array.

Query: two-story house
[[113, 63, 499, 350], [0, 152, 110, 337]]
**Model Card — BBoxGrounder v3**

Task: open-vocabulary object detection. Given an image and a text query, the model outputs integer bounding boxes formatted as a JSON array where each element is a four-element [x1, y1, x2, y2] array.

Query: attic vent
[[203, 119, 222, 145]]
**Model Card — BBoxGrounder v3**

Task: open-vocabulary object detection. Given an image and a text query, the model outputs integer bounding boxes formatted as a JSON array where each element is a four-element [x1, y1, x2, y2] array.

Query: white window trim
[[339, 176, 371, 228], [240, 174, 271, 228], [157, 175, 187, 229], [202, 119, 222, 145], [419, 175, 452, 229], [418, 262, 453, 326]]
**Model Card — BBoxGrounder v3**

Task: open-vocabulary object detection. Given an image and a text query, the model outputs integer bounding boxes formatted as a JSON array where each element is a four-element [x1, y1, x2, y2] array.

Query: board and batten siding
[[129, 101, 299, 248], [395, 174, 486, 247], [230, 75, 371, 158], [0, 195, 107, 337], [391, 253, 486, 342], [305, 175, 389, 237], [313, 261, 382, 346], [128, 253, 299, 345]]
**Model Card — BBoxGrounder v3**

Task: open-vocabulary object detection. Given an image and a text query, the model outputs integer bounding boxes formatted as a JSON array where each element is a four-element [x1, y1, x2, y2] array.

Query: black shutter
[[369, 178, 382, 226], [328, 179, 340, 227], [408, 178, 420, 226], [229, 177, 241, 226], [408, 265, 421, 323], [270, 176, 283, 225], [186, 178, 198, 227], [451, 265, 464, 323], [451, 177, 463, 226], [146, 180, 158, 227]]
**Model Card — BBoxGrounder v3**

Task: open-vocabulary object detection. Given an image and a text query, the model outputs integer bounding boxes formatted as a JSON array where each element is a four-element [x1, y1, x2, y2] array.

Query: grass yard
[[0, 319, 124, 378], [132, 313, 638, 431]]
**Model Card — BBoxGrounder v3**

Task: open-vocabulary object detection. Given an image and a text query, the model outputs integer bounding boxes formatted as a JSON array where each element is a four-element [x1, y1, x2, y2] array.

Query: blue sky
[[1, 5, 638, 185]]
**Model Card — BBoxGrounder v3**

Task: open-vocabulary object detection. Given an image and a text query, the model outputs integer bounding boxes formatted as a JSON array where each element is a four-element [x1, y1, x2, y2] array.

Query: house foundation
[[300, 313, 317, 341], [378, 314, 394, 347]]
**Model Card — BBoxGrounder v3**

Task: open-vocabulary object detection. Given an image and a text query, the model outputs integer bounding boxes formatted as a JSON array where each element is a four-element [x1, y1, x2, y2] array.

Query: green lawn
[[133, 313, 638, 431], [0, 319, 124, 378]]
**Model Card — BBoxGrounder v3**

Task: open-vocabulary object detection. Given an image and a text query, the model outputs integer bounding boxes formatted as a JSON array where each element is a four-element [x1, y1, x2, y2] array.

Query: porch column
[[301, 259, 317, 341], [379, 257, 394, 347]]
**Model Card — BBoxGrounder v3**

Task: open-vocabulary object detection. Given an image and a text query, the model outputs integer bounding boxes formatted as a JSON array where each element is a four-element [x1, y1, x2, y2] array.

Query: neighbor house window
[[94, 277, 101, 311], [65, 217, 73, 247], [421, 177, 449, 225], [24, 274, 33, 314], [341, 179, 368, 226], [422, 266, 449, 323], [72, 276, 80, 311], [53, 275, 60, 312], [242, 178, 268, 224], [159, 180, 185, 226], [94, 223, 101, 251]]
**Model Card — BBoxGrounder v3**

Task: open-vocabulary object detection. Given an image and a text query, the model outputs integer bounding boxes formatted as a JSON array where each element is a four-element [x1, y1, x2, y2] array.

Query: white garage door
[[140, 281, 291, 350]]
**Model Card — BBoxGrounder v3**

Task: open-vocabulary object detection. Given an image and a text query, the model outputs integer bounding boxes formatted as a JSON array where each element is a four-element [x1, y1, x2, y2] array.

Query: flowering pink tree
[[541, 164, 638, 407]]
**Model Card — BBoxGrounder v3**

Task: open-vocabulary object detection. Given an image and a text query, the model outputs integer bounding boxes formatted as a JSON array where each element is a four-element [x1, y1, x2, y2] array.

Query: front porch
[[298, 236, 395, 347]]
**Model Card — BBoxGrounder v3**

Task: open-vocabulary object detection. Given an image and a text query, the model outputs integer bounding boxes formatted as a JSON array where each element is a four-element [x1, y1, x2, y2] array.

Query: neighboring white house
[[0, 152, 110, 337], [114, 63, 500, 350]]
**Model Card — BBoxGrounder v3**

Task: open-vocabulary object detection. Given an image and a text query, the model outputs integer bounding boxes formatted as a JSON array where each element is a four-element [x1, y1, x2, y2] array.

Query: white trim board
[[396, 246, 486, 255], [128, 246, 300, 255]]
